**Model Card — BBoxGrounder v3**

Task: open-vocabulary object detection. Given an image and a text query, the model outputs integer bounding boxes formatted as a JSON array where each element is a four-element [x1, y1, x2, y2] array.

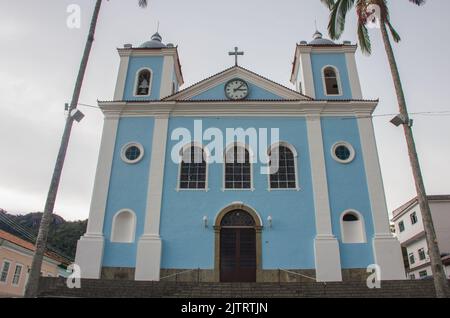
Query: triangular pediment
[[163, 66, 311, 101]]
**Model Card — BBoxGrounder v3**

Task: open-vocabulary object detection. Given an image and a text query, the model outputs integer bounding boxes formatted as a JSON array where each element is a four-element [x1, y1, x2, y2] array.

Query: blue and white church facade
[[75, 31, 405, 282]]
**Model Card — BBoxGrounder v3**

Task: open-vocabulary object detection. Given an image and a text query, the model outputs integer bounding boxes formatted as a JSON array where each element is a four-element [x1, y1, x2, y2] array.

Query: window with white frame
[[399, 221, 405, 233], [135, 69, 152, 96], [323, 66, 340, 95], [0, 260, 11, 283], [225, 145, 251, 189], [409, 274, 415, 280], [409, 253, 415, 265], [179, 145, 207, 189], [269, 145, 297, 189], [410, 212, 418, 225], [121, 142, 144, 164], [418, 248, 426, 261], [419, 270, 428, 278], [12, 264, 22, 286]]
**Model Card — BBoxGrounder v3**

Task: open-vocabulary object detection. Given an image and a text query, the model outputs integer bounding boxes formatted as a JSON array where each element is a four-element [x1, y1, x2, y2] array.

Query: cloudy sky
[[0, 0, 449, 221]]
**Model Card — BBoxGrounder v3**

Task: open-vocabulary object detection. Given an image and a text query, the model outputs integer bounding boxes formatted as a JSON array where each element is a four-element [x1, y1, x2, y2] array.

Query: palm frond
[[320, 0, 336, 9], [387, 21, 401, 42], [408, 0, 426, 5], [138, 0, 148, 8], [328, 0, 356, 39], [357, 22, 371, 55]]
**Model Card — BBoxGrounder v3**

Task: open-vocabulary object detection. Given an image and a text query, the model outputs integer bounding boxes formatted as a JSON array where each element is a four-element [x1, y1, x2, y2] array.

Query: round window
[[121, 143, 144, 164], [331, 142, 355, 164]]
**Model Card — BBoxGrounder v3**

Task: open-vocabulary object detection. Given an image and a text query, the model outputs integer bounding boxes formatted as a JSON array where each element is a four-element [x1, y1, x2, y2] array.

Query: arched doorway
[[214, 204, 262, 282]]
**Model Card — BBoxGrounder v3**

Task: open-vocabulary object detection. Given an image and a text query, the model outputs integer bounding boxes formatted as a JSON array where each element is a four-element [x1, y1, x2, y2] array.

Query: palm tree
[[320, 0, 448, 298], [24, 0, 148, 298]]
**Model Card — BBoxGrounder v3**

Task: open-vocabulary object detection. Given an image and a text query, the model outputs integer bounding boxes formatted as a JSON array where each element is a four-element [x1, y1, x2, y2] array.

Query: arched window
[[269, 144, 297, 189], [323, 66, 340, 95], [111, 210, 136, 243], [341, 211, 366, 244], [225, 145, 251, 189], [179, 145, 207, 189], [135, 69, 152, 96]]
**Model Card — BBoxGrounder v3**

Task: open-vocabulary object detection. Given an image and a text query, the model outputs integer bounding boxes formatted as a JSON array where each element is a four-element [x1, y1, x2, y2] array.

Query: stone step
[[37, 277, 448, 298]]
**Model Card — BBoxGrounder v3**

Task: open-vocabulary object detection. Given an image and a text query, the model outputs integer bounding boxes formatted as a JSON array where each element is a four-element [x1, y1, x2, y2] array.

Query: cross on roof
[[228, 47, 244, 66]]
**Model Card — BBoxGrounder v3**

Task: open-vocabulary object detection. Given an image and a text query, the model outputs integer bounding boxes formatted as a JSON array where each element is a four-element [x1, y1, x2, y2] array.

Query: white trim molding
[[135, 115, 170, 281], [113, 54, 130, 100], [133, 67, 153, 98], [166, 66, 308, 101], [0, 259, 11, 284], [322, 65, 343, 97], [159, 56, 175, 99], [345, 52, 363, 99], [356, 112, 406, 280], [11, 263, 23, 286], [267, 142, 300, 191], [331, 141, 355, 164], [176, 142, 210, 192], [121, 142, 145, 164], [222, 142, 255, 192], [98, 100, 379, 118], [306, 113, 342, 282], [75, 116, 119, 279]]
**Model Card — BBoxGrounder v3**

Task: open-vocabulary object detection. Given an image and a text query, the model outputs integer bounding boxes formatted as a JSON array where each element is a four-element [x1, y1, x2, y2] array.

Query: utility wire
[[0, 213, 74, 261], [77, 101, 450, 118]]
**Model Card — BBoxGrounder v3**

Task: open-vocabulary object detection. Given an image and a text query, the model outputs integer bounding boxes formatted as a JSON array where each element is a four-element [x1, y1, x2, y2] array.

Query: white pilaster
[[113, 54, 130, 100], [75, 116, 119, 279], [306, 114, 342, 282], [135, 115, 170, 281], [300, 50, 316, 98], [345, 53, 363, 100], [356, 113, 406, 280], [159, 56, 175, 99]]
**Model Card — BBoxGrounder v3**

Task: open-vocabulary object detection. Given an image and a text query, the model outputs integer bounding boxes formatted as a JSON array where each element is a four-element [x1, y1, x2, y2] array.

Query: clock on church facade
[[75, 30, 405, 283]]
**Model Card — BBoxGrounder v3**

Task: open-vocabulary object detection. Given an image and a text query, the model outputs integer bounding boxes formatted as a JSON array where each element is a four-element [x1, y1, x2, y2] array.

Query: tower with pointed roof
[[75, 30, 406, 283]]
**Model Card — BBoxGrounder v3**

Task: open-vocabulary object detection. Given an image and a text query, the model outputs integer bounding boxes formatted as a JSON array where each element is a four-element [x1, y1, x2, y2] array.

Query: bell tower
[[290, 30, 362, 100], [114, 32, 184, 101]]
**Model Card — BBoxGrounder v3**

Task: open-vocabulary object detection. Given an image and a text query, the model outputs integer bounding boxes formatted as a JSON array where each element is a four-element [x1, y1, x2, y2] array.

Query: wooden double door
[[220, 227, 256, 282]]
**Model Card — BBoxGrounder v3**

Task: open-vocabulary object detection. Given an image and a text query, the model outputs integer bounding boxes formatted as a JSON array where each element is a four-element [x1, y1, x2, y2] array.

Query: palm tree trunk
[[24, 0, 103, 298], [380, 23, 448, 298]]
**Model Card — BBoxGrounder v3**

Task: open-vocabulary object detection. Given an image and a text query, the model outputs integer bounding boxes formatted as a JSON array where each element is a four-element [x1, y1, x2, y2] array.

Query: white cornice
[[98, 100, 377, 117]]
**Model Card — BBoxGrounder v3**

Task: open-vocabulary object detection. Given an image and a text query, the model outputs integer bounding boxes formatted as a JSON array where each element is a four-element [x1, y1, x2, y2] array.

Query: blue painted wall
[[102, 117, 154, 267], [189, 82, 284, 100], [321, 117, 375, 268], [123, 56, 164, 100], [160, 117, 316, 270], [100, 115, 375, 270], [311, 53, 352, 100]]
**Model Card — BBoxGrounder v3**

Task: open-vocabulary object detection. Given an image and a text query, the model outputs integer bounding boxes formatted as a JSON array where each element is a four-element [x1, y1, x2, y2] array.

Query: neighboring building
[[0, 230, 69, 297], [75, 30, 405, 283], [392, 195, 450, 280]]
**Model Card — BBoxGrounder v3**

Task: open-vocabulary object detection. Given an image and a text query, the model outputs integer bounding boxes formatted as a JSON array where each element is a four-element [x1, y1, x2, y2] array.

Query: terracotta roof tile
[[0, 230, 70, 265]]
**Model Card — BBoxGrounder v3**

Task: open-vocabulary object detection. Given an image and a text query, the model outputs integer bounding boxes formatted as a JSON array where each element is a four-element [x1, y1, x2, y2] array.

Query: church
[[75, 30, 405, 283]]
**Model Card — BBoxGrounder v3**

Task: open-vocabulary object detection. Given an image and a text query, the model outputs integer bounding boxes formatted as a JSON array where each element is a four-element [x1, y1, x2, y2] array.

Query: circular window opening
[[332, 142, 355, 164], [121, 143, 144, 164]]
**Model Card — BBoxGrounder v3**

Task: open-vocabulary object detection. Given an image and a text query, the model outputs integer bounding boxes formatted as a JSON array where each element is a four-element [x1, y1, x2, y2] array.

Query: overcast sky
[[0, 0, 449, 221]]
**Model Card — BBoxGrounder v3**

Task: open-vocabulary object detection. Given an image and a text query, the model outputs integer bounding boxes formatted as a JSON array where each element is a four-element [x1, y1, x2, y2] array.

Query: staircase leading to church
[[37, 277, 448, 298]]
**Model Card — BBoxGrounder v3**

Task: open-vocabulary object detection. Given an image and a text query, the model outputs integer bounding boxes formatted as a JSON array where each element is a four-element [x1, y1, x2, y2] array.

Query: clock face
[[225, 79, 249, 100]]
